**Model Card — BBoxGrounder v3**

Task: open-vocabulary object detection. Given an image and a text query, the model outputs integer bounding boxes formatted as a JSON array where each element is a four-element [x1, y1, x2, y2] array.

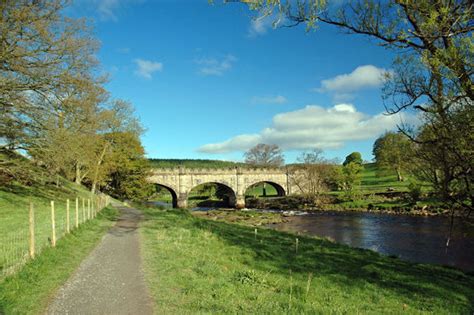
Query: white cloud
[[315, 65, 389, 98], [96, 0, 121, 21], [95, 0, 142, 21], [251, 95, 287, 105], [248, 16, 272, 37], [133, 58, 163, 79], [247, 12, 287, 37], [195, 54, 237, 76], [198, 103, 417, 153]]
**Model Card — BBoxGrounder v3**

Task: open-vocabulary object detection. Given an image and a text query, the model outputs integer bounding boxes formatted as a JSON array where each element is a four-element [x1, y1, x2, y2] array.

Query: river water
[[269, 211, 474, 272]]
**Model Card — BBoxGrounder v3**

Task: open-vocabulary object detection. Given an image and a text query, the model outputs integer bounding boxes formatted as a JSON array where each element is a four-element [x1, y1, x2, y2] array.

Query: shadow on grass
[[144, 209, 474, 311]]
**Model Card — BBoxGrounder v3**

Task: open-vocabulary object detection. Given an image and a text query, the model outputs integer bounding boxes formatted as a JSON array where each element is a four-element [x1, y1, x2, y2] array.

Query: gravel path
[[46, 203, 154, 315]]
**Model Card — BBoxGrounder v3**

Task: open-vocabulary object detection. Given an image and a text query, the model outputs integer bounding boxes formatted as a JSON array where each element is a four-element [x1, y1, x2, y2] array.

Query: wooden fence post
[[82, 198, 85, 223], [75, 198, 79, 228], [87, 199, 91, 220], [66, 199, 70, 234], [51, 201, 56, 247], [29, 202, 35, 259]]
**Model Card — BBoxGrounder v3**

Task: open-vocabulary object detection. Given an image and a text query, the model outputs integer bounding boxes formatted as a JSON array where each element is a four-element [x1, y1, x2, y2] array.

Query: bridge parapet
[[151, 167, 287, 175]]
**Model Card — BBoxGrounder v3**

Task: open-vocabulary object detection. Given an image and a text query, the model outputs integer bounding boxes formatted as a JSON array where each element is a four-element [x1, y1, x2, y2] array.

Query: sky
[[71, 0, 417, 163]]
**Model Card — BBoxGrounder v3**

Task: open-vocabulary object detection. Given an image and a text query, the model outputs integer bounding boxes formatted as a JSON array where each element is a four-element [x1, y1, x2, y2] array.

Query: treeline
[[0, 1, 151, 201], [149, 159, 245, 169]]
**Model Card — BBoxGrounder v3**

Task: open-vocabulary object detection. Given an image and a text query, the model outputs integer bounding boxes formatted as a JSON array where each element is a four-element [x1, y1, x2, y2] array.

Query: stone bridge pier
[[148, 167, 291, 209]]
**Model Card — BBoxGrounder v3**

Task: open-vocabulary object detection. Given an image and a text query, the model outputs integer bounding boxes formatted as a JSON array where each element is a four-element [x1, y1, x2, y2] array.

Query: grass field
[[0, 206, 118, 315], [360, 163, 416, 193], [140, 206, 474, 313]]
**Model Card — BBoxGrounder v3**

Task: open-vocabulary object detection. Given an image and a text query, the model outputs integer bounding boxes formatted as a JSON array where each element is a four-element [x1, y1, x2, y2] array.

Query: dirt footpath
[[46, 203, 154, 315]]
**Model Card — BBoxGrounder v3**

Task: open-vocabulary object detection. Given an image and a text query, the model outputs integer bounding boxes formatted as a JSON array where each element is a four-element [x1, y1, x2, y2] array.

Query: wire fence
[[0, 194, 111, 280]]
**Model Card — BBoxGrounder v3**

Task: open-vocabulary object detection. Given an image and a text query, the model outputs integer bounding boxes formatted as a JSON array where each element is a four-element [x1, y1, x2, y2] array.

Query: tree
[[87, 100, 145, 194], [343, 152, 363, 166], [1, 0, 101, 151], [244, 143, 284, 167], [230, 0, 473, 212], [373, 132, 414, 181], [341, 162, 363, 200], [290, 149, 338, 198], [244, 143, 284, 196], [0, 0, 106, 185], [103, 131, 154, 201]]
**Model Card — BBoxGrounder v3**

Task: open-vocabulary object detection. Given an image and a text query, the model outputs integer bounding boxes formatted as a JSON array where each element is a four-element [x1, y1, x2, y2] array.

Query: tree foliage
[[343, 152, 363, 166], [244, 143, 285, 167], [373, 132, 414, 181]]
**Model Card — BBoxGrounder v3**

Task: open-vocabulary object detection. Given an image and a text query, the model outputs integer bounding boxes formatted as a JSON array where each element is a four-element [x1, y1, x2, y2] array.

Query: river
[[269, 211, 474, 272]]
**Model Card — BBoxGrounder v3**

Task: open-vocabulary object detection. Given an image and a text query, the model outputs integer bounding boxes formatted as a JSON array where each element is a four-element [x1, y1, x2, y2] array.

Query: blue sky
[[72, 0, 415, 163]]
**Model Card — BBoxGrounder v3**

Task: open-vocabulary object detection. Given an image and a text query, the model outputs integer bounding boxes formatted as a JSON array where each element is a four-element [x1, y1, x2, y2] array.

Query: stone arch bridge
[[148, 167, 293, 209]]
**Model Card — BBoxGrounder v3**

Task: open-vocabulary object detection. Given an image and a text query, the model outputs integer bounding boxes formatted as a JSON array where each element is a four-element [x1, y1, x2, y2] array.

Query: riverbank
[[192, 209, 288, 226], [140, 206, 474, 313], [245, 195, 469, 218]]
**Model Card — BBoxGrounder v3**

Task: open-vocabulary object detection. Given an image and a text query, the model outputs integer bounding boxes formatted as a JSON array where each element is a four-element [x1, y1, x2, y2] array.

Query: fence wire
[[0, 194, 110, 279]]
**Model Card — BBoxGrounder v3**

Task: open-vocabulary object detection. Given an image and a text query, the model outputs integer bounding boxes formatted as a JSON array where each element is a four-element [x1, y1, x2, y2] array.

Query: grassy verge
[[140, 207, 474, 314], [0, 206, 118, 315]]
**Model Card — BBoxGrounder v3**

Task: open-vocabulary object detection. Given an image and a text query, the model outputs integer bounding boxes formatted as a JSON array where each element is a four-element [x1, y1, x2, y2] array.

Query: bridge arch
[[186, 181, 237, 209], [244, 180, 287, 197], [153, 184, 178, 208]]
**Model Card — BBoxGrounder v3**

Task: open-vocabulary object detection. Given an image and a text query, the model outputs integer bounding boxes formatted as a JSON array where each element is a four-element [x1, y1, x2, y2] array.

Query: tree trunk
[[91, 142, 109, 194], [396, 168, 403, 182], [262, 182, 267, 197], [75, 162, 82, 185]]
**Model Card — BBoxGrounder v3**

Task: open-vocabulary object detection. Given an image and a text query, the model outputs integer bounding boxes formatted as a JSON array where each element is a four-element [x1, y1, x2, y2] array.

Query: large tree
[[1, 0, 100, 151], [373, 132, 414, 181], [230, 0, 473, 211], [244, 143, 285, 167], [290, 149, 338, 198], [244, 143, 284, 197], [0, 0, 106, 186]]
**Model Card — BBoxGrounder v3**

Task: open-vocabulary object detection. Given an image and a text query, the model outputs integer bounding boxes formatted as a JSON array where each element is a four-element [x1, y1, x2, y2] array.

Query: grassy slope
[[0, 153, 102, 275], [360, 163, 414, 193], [0, 206, 118, 315], [140, 207, 474, 314], [0, 153, 119, 314]]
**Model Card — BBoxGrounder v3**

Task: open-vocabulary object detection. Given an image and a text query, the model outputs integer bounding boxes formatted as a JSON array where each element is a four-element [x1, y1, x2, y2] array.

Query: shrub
[[408, 182, 422, 203]]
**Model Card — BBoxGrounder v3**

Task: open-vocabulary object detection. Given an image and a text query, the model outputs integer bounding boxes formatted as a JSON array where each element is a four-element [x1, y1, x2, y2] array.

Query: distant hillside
[[148, 159, 245, 169]]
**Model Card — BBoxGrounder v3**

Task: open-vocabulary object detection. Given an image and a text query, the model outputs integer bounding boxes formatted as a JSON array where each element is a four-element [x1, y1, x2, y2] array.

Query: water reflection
[[270, 211, 474, 271]]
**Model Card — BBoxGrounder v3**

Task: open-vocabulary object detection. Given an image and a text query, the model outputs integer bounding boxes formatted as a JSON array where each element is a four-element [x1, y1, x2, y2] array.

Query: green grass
[[0, 152, 108, 277], [360, 163, 420, 193], [140, 207, 474, 314], [0, 206, 119, 315]]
